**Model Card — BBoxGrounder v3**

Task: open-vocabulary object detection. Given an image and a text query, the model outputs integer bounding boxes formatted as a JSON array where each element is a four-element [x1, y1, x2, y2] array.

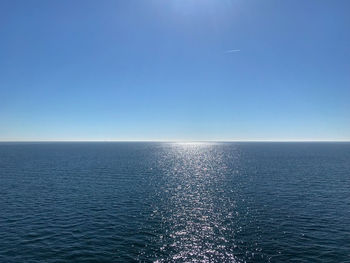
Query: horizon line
[[1, 140, 350, 143]]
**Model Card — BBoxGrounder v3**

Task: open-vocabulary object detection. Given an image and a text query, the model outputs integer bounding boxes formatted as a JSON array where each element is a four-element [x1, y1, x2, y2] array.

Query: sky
[[1, 0, 349, 141]]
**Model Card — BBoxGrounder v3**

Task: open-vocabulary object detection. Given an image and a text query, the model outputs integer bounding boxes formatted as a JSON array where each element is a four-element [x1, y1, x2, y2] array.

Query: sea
[[0, 142, 349, 262]]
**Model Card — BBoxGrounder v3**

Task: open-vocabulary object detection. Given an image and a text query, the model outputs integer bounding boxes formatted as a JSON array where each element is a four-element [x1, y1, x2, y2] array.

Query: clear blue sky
[[1, 0, 349, 141]]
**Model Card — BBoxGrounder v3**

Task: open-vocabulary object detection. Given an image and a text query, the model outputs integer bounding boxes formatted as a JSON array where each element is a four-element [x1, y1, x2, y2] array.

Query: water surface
[[0, 142, 349, 262]]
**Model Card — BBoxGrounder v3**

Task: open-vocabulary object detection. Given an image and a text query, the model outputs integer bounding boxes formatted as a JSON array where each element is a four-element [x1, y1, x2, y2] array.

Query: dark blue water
[[0, 142, 349, 262]]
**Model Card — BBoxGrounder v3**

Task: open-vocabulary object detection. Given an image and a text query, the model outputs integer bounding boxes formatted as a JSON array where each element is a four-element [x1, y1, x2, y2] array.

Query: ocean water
[[0, 142, 349, 263]]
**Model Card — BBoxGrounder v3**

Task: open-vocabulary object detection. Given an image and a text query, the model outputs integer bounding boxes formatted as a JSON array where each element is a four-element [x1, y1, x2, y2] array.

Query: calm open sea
[[0, 142, 349, 262]]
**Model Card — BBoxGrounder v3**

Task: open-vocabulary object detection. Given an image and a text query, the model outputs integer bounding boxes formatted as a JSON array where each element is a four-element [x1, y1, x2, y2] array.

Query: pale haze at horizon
[[1, 0, 349, 141]]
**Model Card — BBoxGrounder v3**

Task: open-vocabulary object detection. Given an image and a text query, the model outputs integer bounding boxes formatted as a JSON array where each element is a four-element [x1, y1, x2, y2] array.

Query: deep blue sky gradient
[[1, 0, 349, 141]]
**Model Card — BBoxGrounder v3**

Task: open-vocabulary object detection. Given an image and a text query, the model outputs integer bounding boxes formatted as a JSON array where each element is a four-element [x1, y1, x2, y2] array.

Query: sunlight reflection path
[[151, 142, 242, 262]]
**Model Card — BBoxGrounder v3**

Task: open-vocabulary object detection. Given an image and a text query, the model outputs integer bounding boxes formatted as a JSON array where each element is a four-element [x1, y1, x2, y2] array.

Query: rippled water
[[0, 142, 349, 262]]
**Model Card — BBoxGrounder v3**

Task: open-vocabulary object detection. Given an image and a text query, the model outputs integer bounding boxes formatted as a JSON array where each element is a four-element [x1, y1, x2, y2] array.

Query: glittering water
[[0, 142, 349, 262]]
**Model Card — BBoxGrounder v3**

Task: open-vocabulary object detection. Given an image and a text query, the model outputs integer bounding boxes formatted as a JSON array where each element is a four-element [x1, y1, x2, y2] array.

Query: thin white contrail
[[225, 49, 241, 53]]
